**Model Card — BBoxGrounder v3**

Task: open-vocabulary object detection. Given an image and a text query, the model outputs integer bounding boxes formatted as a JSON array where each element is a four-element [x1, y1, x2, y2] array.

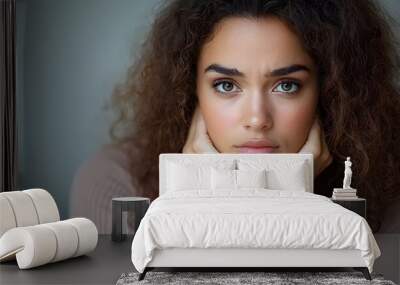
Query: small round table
[[111, 197, 150, 242]]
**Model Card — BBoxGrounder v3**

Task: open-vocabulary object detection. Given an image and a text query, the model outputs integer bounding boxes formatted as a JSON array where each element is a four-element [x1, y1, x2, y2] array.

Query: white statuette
[[343, 157, 353, 189], [332, 157, 357, 198]]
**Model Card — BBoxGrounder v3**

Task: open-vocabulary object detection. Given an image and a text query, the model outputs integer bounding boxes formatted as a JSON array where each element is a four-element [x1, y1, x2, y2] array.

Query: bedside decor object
[[332, 188, 358, 199], [0, 189, 98, 269], [112, 197, 150, 242], [343, 157, 353, 189], [332, 157, 358, 199]]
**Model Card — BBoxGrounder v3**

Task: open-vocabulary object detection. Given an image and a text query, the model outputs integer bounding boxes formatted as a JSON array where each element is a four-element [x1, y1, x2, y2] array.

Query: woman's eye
[[273, 81, 301, 94], [212, 80, 300, 96], [212, 80, 240, 94]]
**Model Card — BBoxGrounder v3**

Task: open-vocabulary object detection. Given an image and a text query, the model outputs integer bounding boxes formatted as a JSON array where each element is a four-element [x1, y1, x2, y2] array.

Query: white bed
[[131, 153, 381, 281]]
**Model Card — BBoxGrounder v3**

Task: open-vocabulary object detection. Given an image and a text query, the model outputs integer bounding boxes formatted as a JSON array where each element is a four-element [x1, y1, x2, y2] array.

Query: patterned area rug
[[116, 271, 396, 285]]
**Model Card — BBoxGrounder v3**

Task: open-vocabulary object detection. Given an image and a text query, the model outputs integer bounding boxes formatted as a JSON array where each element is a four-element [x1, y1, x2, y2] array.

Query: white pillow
[[167, 162, 211, 191], [211, 168, 236, 190], [166, 158, 236, 192], [211, 168, 268, 190], [236, 169, 267, 188], [267, 161, 307, 191], [238, 159, 308, 192]]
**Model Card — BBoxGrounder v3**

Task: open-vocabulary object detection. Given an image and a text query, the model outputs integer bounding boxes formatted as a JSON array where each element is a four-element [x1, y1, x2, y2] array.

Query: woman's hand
[[182, 106, 219, 153], [299, 117, 333, 177]]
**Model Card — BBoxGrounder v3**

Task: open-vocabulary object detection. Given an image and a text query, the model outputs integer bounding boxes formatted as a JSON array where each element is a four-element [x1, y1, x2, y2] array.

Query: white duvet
[[131, 189, 381, 273]]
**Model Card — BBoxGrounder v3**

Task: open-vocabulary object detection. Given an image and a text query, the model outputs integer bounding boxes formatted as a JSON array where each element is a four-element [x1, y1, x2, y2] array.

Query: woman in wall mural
[[70, 0, 400, 234]]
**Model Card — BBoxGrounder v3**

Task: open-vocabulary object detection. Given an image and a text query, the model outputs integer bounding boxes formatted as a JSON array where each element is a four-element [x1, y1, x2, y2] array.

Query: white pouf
[[23, 188, 60, 224], [0, 189, 98, 269], [0, 218, 98, 269], [0, 196, 17, 237], [0, 189, 60, 237], [0, 191, 40, 227]]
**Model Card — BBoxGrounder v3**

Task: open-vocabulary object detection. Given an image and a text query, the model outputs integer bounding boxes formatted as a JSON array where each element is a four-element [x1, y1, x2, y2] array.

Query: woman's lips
[[235, 139, 279, 153], [236, 146, 278, 153]]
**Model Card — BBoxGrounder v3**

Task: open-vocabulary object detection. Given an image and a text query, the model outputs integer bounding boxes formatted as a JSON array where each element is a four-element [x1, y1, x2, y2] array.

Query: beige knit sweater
[[69, 144, 400, 234], [69, 144, 138, 234]]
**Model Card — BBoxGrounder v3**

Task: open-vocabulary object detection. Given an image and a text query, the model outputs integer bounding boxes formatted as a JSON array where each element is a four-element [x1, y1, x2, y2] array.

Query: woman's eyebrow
[[204, 63, 310, 77]]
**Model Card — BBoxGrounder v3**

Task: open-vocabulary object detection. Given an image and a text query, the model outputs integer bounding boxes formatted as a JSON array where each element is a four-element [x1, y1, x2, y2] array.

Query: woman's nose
[[242, 92, 273, 131]]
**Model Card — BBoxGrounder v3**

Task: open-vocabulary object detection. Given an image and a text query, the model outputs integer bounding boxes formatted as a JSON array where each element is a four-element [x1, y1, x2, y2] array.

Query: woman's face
[[196, 16, 319, 153]]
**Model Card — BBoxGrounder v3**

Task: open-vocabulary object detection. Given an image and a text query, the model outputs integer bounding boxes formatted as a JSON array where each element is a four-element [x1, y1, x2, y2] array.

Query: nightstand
[[331, 198, 366, 218], [112, 197, 150, 242]]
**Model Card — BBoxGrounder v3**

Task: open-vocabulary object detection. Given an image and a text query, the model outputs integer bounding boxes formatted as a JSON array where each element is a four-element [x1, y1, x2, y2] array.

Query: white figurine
[[343, 157, 353, 189]]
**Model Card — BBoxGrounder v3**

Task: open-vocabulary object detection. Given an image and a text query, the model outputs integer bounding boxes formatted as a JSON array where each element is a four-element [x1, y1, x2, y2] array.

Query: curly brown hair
[[109, 0, 400, 232]]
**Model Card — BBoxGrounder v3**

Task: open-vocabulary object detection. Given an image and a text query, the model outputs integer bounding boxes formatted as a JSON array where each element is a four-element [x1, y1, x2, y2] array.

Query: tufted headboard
[[159, 153, 314, 195]]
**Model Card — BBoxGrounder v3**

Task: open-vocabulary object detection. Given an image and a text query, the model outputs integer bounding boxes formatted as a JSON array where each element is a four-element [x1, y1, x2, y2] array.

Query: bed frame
[[138, 154, 372, 281], [139, 248, 371, 280]]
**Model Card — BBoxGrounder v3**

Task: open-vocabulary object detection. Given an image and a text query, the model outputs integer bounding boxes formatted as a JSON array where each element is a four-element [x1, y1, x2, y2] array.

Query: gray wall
[[16, 0, 162, 219], [16, 0, 399, 220]]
